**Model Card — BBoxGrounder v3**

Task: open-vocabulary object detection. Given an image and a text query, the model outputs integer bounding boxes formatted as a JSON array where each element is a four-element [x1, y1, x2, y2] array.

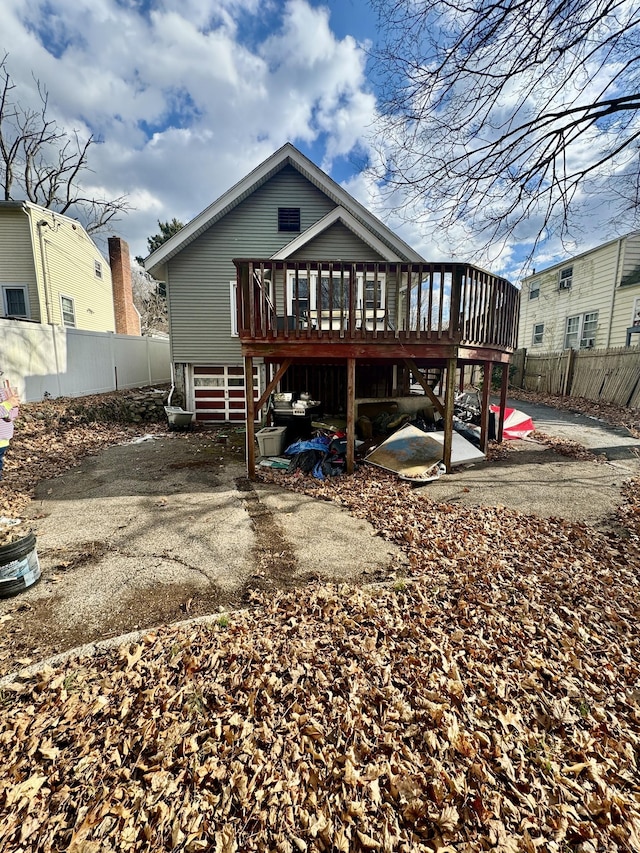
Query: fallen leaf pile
[[617, 477, 640, 538], [530, 432, 607, 462], [0, 520, 31, 548], [1, 390, 639, 850], [507, 389, 640, 439], [0, 391, 168, 518], [1, 466, 639, 851]]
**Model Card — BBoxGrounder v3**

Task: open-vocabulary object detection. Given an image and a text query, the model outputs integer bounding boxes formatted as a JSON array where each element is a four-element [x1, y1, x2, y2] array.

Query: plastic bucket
[[0, 532, 41, 598]]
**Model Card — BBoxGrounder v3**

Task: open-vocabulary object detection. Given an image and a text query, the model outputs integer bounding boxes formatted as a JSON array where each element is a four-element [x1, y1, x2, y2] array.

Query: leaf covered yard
[[1, 470, 639, 852]]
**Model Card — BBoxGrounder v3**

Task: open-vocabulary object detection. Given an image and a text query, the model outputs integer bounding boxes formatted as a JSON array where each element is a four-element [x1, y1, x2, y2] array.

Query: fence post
[[562, 348, 575, 397]]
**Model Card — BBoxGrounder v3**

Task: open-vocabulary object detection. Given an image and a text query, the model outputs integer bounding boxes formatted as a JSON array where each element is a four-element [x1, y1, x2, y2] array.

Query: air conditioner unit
[[584, 338, 595, 348], [559, 280, 571, 290]]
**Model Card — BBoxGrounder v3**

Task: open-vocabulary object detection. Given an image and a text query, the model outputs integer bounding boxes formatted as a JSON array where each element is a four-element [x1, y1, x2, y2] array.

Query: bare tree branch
[[0, 54, 130, 233], [370, 0, 640, 258]]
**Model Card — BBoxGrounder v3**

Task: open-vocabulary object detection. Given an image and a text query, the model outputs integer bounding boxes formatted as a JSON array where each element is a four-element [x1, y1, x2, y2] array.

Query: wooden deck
[[233, 259, 520, 477]]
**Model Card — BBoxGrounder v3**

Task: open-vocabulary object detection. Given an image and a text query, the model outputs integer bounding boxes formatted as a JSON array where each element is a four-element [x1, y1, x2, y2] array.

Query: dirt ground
[[0, 397, 639, 679]]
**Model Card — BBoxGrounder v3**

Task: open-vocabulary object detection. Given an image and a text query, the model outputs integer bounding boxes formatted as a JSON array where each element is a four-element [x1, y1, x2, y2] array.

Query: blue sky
[[0, 0, 627, 280]]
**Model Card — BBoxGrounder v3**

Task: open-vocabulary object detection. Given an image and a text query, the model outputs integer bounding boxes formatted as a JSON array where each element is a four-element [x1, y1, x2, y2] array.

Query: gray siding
[[168, 164, 336, 363], [290, 222, 387, 262]]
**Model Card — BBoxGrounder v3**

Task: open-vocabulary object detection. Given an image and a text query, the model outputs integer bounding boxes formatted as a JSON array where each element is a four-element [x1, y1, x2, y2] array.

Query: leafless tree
[[0, 55, 129, 233], [370, 0, 640, 258], [131, 265, 168, 336]]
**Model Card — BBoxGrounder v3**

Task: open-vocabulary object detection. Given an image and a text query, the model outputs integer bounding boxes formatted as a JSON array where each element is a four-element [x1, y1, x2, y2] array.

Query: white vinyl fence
[[0, 318, 170, 402]]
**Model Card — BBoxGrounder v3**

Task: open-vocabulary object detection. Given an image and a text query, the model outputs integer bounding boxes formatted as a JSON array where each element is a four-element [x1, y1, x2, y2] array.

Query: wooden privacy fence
[[571, 346, 640, 409], [516, 345, 640, 408]]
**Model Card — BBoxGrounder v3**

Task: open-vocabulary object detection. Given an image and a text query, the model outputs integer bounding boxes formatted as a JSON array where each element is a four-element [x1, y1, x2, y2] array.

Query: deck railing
[[234, 259, 520, 351]]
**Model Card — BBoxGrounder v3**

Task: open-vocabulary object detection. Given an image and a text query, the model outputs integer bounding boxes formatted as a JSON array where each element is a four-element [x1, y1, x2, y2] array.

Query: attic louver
[[278, 207, 301, 232]]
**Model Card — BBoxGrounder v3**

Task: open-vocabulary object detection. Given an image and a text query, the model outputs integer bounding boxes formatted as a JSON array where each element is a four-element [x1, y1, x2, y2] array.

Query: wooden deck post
[[443, 356, 457, 472], [479, 360, 492, 452], [245, 356, 256, 480], [346, 357, 356, 474], [497, 362, 509, 443]]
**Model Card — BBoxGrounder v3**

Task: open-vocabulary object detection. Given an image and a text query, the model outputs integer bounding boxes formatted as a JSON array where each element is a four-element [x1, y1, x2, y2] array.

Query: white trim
[[145, 143, 424, 275], [230, 280, 238, 337], [1, 284, 30, 319], [272, 207, 401, 261]]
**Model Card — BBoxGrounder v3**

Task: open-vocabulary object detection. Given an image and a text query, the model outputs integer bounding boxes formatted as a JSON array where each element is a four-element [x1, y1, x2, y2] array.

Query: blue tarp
[[284, 436, 331, 456]]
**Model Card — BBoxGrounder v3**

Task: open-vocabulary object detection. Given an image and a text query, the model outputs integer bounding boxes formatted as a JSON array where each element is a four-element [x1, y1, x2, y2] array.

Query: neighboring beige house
[[0, 200, 139, 335], [518, 231, 640, 351]]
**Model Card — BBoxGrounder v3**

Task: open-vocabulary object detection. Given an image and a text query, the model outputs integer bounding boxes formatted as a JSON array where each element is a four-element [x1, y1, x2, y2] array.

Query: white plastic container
[[256, 426, 287, 456]]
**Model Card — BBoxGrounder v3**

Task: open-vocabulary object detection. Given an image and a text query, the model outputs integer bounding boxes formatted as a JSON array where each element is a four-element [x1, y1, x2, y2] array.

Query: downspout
[[606, 236, 624, 347], [168, 361, 175, 406], [36, 219, 53, 325], [37, 217, 62, 396]]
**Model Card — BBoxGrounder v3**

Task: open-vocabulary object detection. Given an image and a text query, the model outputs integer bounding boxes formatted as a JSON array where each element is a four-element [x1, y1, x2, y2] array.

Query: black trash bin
[[0, 531, 41, 598]]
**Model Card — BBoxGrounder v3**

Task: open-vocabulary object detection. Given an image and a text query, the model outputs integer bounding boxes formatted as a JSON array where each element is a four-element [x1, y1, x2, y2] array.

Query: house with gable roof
[[0, 200, 140, 335], [146, 143, 520, 475]]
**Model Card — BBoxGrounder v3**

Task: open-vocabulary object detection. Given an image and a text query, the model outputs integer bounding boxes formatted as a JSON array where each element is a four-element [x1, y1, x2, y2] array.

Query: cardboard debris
[[365, 423, 485, 478], [258, 457, 291, 469]]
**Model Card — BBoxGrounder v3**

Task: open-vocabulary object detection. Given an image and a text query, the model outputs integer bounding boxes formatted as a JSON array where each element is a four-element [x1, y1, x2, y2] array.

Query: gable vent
[[278, 207, 301, 232]]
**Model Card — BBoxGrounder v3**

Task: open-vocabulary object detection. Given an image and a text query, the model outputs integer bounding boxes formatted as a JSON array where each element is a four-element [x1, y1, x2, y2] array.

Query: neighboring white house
[[518, 231, 640, 351]]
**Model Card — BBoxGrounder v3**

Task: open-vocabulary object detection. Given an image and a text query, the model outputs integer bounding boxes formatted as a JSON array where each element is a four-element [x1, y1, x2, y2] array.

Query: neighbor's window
[[94, 259, 103, 279], [278, 207, 301, 232], [532, 323, 544, 345], [564, 315, 580, 349], [559, 266, 573, 290], [564, 312, 598, 349], [60, 295, 76, 327], [1, 285, 29, 318], [580, 311, 598, 348], [529, 280, 540, 300]]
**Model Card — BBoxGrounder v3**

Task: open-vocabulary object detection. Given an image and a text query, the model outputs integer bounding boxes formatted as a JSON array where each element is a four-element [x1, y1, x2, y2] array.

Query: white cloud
[[0, 0, 376, 260], [0, 0, 634, 282]]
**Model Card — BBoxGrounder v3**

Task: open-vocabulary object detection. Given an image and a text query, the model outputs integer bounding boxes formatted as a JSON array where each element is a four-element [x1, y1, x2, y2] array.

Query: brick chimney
[[108, 236, 141, 336]]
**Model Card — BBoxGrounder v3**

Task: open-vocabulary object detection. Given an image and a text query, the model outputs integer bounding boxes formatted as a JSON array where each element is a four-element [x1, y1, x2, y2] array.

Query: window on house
[[558, 266, 573, 290], [286, 269, 386, 317], [94, 259, 103, 279], [529, 280, 540, 300], [580, 311, 598, 348], [1, 285, 29, 318], [532, 323, 544, 345], [360, 274, 386, 311], [564, 315, 580, 349], [632, 297, 640, 326], [60, 295, 76, 327], [319, 276, 345, 311], [278, 208, 301, 232], [287, 272, 311, 314], [565, 312, 598, 349]]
